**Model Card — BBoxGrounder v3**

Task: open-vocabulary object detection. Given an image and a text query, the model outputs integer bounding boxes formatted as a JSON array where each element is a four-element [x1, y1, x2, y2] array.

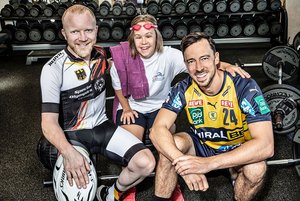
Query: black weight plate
[[175, 3, 186, 14], [98, 27, 110, 41], [293, 32, 300, 52], [217, 24, 229, 37], [230, 24, 242, 37], [262, 84, 300, 134], [229, 2, 240, 12], [256, 0, 267, 11], [161, 4, 173, 15], [161, 25, 174, 40], [243, 24, 256, 36], [29, 29, 42, 42], [43, 29, 56, 42], [202, 2, 213, 13], [216, 1, 227, 13], [262, 46, 299, 81]]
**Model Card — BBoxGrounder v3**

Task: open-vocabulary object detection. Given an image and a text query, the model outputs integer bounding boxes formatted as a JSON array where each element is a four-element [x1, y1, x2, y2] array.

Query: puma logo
[[208, 102, 217, 109]]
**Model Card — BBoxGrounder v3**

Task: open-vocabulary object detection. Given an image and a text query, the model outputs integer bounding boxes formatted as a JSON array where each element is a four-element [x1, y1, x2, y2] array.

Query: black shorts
[[37, 120, 147, 170], [116, 109, 159, 131]]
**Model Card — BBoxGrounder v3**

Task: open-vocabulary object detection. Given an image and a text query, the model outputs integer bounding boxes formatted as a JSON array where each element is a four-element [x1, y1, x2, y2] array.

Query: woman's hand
[[120, 108, 139, 124], [219, 61, 251, 78]]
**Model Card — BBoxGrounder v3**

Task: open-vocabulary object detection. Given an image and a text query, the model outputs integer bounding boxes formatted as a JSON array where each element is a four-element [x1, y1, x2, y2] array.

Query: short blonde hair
[[61, 4, 96, 27], [127, 14, 164, 58]]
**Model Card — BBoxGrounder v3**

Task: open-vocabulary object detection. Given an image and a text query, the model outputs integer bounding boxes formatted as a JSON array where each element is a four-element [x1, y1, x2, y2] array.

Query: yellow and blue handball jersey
[[162, 72, 271, 157]]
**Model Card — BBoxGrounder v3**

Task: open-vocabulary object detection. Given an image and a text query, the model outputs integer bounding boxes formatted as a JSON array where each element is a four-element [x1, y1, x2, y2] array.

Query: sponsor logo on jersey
[[153, 72, 165, 81], [171, 93, 182, 109], [221, 100, 233, 108], [195, 130, 227, 139], [249, 86, 259, 93], [188, 100, 203, 107], [241, 98, 255, 116], [75, 68, 87, 80], [254, 95, 270, 114], [227, 129, 244, 140], [208, 101, 217, 109], [94, 77, 105, 92], [189, 107, 204, 125], [48, 52, 64, 66], [208, 111, 217, 121]]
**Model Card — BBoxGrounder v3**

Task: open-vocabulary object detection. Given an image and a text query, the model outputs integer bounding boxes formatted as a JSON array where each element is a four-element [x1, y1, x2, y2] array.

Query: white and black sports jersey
[[40, 46, 109, 131]]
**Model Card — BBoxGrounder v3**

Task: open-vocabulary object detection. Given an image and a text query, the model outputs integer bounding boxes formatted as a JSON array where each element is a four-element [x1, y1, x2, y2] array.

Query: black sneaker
[[96, 185, 109, 201]]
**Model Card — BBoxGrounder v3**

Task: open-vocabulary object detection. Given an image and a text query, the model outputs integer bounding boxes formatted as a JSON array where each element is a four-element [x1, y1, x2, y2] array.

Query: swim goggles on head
[[130, 23, 158, 31]]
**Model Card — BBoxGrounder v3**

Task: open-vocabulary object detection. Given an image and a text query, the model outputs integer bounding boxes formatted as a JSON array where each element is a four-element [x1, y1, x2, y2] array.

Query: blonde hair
[[127, 14, 163, 58], [61, 4, 96, 27]]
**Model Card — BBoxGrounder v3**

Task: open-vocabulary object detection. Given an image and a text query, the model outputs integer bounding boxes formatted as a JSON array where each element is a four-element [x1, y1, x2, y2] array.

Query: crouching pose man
[[37, 4, 155, 201], [150, 32, 274, 201]]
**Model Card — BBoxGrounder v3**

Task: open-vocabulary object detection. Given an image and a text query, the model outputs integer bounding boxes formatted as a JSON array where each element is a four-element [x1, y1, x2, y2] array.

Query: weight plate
[[203, 2, 214, 13], [293, 32, 300, 52], [99, 7, 109, 16], [161, 4, 173, 15], [243, 1, 253, 12], [270, 0, 281, 11], [175, 26, 188, 39], [98, 27, 110, 41], [111, 27, 124, 41], [15, 30, 27, 42], [29, 29, 42, 42], [125, 6, 136, 16], [229, 2, 240, 12], [161, 25, 174, 40], [203, 24, 215, 37], [43, 30, 56, 42], [147, 5, 159, 15], [217, 24, 229, 37], [243, 24, 256, 36], [257, 23, 269, 36], [216, 1, 227, 13], [256, 0, 267, 11], [262, 84, 300, 134], [175, 3, 186, 14], [112, 7, 122, 16], [262, 46, 299, 81], [230, 24, 242, 37], [188, 2, 199, 14]]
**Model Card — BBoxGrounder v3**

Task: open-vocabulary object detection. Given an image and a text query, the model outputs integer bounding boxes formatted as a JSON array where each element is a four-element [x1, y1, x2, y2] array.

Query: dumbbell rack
[[0, 0, 288, 64]]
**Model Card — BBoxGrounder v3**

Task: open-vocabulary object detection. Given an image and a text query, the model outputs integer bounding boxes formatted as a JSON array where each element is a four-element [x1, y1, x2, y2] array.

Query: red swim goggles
[[130, 23, 158, 31]]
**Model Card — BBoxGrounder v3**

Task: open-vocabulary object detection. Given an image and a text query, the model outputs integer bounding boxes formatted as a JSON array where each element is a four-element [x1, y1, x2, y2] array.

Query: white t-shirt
[[110, 46, 187, 113]]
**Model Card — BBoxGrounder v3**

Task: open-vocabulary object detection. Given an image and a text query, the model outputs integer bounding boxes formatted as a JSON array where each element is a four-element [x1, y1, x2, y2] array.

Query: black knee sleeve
[[36, 136, 58, 170]]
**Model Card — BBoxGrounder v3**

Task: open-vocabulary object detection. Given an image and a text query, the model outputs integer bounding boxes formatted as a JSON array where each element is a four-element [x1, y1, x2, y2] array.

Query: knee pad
[[36, 136, 58, 170], [53, 146, 97, 201]]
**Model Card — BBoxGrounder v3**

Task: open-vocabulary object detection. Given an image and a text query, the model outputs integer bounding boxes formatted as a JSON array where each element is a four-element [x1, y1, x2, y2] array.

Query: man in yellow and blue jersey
[[150, 32, 274, 201]]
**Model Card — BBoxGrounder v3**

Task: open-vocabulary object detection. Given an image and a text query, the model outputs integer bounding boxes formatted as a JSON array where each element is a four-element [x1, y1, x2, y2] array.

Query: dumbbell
[[228, 0, 241, 13], [86, 0, 99, 14], [174, 20, 188, 39], [172, 0, 187, 15], [57, 2, 72, 17], [201, 17, 215, 37], [28, 21, 43, 42], [29, 1, 46, 17], [187, 19, 201, 34], [228, 16, 242, 37], [112, 1, 123, 16], [160, 0, 173, 15], [111, 21, 125, 41], [147, 0, 159, 15], [159, 20, 175, 40], [1, 3, 18, 17], [201, 0, 214, 14], [268, 15, 282, 36], [187, 0, 200, 14], [215, 0, 227, 13], [15, 2, 32, 17], [241, 15, 256, 37], [270, 0, 281, 11], [215, 15, 229, 38], [97, 21, 111, 41], [44, 2, 59, 17], [42, 21, 59, 42], [99, 1, 111, 17], [256, 0, 267, 12], [242, 0, 254, 12], [124, 0, 137, 16], [14, 21, 29, 42], [254, 16, 270, 36]]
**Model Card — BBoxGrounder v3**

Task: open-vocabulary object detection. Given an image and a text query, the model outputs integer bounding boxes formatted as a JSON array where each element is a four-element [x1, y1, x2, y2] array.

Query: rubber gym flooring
[[0, 44, 299, 201]]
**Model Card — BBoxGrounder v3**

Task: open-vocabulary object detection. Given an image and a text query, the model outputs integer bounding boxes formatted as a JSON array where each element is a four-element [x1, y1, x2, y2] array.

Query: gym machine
[[236, 41, 300, 177]]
